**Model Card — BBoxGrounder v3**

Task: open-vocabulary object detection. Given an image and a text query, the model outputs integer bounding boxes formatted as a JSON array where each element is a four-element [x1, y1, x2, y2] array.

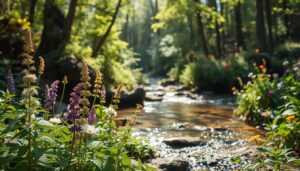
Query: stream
[[120, 78, 264, 171]]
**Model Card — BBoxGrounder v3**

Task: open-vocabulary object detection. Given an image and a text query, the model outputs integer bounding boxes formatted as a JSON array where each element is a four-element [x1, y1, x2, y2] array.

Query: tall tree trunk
[[235, 0, 246, 50], [29, 0, 37, 24], [212, 0, 222, 57], [195, 0, 209, 57], [92, 0, 122, 57], [256, 0, 267, 52], [265, 0, 273, 53], [37, 0, 65, 56], [65, 0, 78, 42], [220, 1, 226, 54], [121, 8, 130, 41], [187, 14, 195, 49], [282, 0, 290, 39]]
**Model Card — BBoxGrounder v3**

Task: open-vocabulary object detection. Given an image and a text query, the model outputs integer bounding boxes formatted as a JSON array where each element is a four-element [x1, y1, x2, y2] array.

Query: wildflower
[[111, 85, 122, 109], [49, 117, 62, 124], [293, 66, 299, 72], [286, 115, 296, 122], [248, 72, 254, 78], [237, 77, 243, 86], [93, 70, 102, 98], [249, 135, 262, 142], [67, 84, 82, 121], [255, 48, 260, 54], [44, 80, 59, 112], [104, 107, 117, 118], [62, 76, 68, 85], [87, 106, 96, 125], [38, 56, 45, 75], [7, 68, 15, 94], [21, 96, 40, 106], [283, 60, 289, 66], [246, 81, 252, 86], [272, 73, 279, 79], [100, 86, 106, 104], [80, 62, 91, 116], [70, 125, 82, 132], [258, 76, 263, 81], [82, 124, 100, 135], [23, 29, 34, 53], [259, 65, 267, 72], [267, 90, 274, 97], [23, 74, 37, 85], [223, 63, 228, 70], [22, 87, 38, 96], [261, 111, 272, 117]]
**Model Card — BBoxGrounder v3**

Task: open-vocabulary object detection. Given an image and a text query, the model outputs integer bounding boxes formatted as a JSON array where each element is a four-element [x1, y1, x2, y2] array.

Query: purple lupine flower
[[44, 80, 59, 111], [88, 106, 96, 125], [267, 90, 274, 97], [67, 84, 82, 121], [7, 68, 15, 94], [70, 125, 82, 132]]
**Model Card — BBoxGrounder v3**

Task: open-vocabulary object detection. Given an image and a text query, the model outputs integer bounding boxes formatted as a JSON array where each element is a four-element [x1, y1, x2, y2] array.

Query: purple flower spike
[[70, 125, 82, 132], [44, 80, 60, 112], [88, 106, 96, 125], [67, 84, 82, 121], [267, 90, 274, 97], [7, 68, 15, 94]]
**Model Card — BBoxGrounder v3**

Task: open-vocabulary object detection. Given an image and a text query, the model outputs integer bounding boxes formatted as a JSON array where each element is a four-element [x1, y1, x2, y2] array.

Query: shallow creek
[[119, 79, 264, 170]]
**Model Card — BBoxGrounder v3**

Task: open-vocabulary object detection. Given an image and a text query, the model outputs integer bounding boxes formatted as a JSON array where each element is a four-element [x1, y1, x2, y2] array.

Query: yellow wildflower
[[249, 135, 262, 142]]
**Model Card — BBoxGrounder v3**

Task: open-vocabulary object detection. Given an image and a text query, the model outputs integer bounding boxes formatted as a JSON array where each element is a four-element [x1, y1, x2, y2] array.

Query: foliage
[[179, 53, 252, 92], [235, 64, 300, 170], [0, 32, 155, 171]]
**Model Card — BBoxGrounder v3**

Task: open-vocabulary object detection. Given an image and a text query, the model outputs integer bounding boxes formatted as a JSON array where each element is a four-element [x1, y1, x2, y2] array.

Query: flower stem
[[66, 131, 76, 171], [59, 83, 66, 113], [77, 133, 82, 171]]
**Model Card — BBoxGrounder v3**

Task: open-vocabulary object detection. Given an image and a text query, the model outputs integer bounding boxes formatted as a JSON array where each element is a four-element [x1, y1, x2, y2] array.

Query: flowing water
[[119, 79, 264, 170]]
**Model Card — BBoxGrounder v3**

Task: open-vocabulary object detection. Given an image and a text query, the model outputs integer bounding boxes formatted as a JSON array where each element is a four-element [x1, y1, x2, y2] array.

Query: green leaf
[[121, 154, 131, 166], [90, 159, 102, 169], [37, 120, 54, 127], [282, 109, 296, 116], [109, 147, 118, 154]]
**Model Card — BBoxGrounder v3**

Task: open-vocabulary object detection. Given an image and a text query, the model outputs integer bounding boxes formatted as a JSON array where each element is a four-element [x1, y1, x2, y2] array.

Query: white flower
[[248, 72, 253, 78], [23, 74, 37, 84], [20, 97, 40, 106], [283, 61, 289, 66], [26, 107, 37, 115], [104, 107, 117, 118], [49, 117, 62, 124], [22, 87, 38, 96], [82, 124, 100, 135]]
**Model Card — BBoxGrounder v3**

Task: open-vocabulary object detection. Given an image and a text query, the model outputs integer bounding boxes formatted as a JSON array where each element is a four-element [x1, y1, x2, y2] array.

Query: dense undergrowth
[[233, 60, 300, 170], [0, 30, 155, 171]]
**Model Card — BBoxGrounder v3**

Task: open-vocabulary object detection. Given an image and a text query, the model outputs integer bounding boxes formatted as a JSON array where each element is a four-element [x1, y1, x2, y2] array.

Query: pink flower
[[267, 90, 274, 97], [261, 111, 272, 117], [272, 73, 278, 79]]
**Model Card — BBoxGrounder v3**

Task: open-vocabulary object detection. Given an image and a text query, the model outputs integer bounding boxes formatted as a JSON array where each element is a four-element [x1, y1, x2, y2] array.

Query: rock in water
[[163, 137, 206, 148], [150, 156, 189, 171]]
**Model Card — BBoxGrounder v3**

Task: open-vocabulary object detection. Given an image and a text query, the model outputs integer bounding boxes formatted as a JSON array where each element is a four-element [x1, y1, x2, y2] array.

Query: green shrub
[[179, 54, 253, 93]]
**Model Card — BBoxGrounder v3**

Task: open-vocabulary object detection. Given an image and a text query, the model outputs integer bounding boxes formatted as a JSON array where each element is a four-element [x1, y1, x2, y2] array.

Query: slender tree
[[256, 0, 268, 52], [265, 0, 274, 53], [234, 0, 246, 50], [282, 0, 290, 39], [65, 0, 78, 42], [212, 0, 222, 57], [194, 0, 209, 57], [92, 0, 122, 57], [29, 0, 37, 24]]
